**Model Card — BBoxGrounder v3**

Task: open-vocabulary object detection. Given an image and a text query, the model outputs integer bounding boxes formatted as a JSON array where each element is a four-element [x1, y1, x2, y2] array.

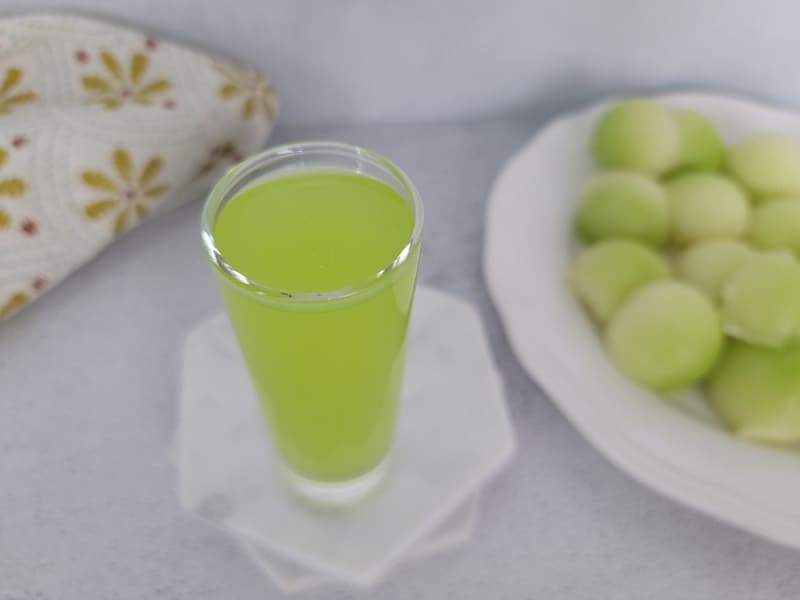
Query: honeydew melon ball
[[575, 171, 669, 247], [707, 340, 800, 446], [674, 240, 754, 301], [720, 252, 800, 347], [590, 98, 680, 176], [671, 109, 724, 173], [567, 240, 670, 324], [667, 173, 750, 246], [725, 133, 800, 199], [749, 197, 800, 254], [606, 281, 722, 391]]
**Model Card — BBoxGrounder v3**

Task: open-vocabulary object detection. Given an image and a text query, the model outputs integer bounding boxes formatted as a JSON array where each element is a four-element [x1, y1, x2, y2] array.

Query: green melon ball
[[575, 171, 669, 247], [667, 173, 750, 246], [725, 133, 800, 199], [749, 197, 800, 254], [707, 340, 800, 445], [567, 240, 670, 324], [590, 98, 680, 176], [720, 252, 800, 347], [671, 109, 724, 173], [606, 281, 722, 391], [674, 240, 754, 301]]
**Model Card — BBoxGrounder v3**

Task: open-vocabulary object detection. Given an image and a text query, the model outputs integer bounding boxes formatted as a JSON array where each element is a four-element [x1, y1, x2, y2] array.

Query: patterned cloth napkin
[[0, 14, 276, 321]]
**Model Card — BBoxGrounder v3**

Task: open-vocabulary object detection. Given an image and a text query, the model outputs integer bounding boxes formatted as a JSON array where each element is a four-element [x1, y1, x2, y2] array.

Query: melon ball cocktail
[[201, 142, 423, 502]]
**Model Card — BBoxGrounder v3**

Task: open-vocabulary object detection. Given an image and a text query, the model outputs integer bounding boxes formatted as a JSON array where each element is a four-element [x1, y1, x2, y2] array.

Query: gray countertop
[[3, 114, 800, 600]]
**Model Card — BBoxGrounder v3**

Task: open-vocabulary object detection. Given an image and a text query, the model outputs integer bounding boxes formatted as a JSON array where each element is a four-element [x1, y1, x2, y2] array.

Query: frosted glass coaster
[[241, 495, 480, 594], [168, 438, 480, 593], [177, 285, 515, 586], [169, 439, 480, 592]]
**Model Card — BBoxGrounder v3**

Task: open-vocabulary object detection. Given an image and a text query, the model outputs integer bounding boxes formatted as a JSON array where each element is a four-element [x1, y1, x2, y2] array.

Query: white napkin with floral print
[[0, 14, 276, 320]]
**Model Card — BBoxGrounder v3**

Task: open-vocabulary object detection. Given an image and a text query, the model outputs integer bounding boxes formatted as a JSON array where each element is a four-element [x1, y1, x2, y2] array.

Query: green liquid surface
[[213, 171, 419, 481]]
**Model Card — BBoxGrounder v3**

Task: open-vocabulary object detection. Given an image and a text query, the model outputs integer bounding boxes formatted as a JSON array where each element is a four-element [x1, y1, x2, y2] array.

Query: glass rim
[[201, 140, 424, 303]]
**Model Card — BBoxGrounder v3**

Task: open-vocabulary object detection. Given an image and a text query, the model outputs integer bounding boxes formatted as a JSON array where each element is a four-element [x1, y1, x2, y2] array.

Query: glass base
[[284, 457, 390, 507]]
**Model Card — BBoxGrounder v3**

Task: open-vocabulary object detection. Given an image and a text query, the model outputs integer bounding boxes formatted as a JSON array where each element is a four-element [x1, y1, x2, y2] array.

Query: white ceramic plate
[[484, 93, 800, 548]]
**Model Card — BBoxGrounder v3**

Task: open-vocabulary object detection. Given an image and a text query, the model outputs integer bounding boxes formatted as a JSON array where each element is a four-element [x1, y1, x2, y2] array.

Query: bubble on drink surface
[[671, 109, 724, 173], [606, 281, 722, 391], [674, 239, 754, 301], [725, 133, 800, 199], [667, 173, 750, 246], [749, 197, 800, 254], [567, 240, 670, 324], [720, 252, 800, 347], [575, 171, 669, 247], [590, 98, 680, 176], [707, 340, 800, 445]]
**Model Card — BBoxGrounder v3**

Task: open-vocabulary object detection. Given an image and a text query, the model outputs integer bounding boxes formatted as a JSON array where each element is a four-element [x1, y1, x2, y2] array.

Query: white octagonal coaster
[[177, 285, 515, 586], [168, 438, 481, 593], [241, 494, 480, 594]]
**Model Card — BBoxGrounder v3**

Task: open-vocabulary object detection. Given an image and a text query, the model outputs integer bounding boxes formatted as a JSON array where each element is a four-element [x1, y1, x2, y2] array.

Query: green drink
[[202, 143, 423, 499]]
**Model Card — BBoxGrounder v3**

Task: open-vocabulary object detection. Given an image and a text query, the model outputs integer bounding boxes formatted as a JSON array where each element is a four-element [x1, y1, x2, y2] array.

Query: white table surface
[[2, 113, 800, 599]]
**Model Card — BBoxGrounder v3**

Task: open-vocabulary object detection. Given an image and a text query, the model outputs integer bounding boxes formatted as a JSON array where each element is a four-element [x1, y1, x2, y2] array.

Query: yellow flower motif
[[213, 61, 275, 120], [0, 291, 27, 319], [81, 51, 171, 109], [81, 148, 169, 236], [0, 147, 28, 230], [0, 67, 37, 114]]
